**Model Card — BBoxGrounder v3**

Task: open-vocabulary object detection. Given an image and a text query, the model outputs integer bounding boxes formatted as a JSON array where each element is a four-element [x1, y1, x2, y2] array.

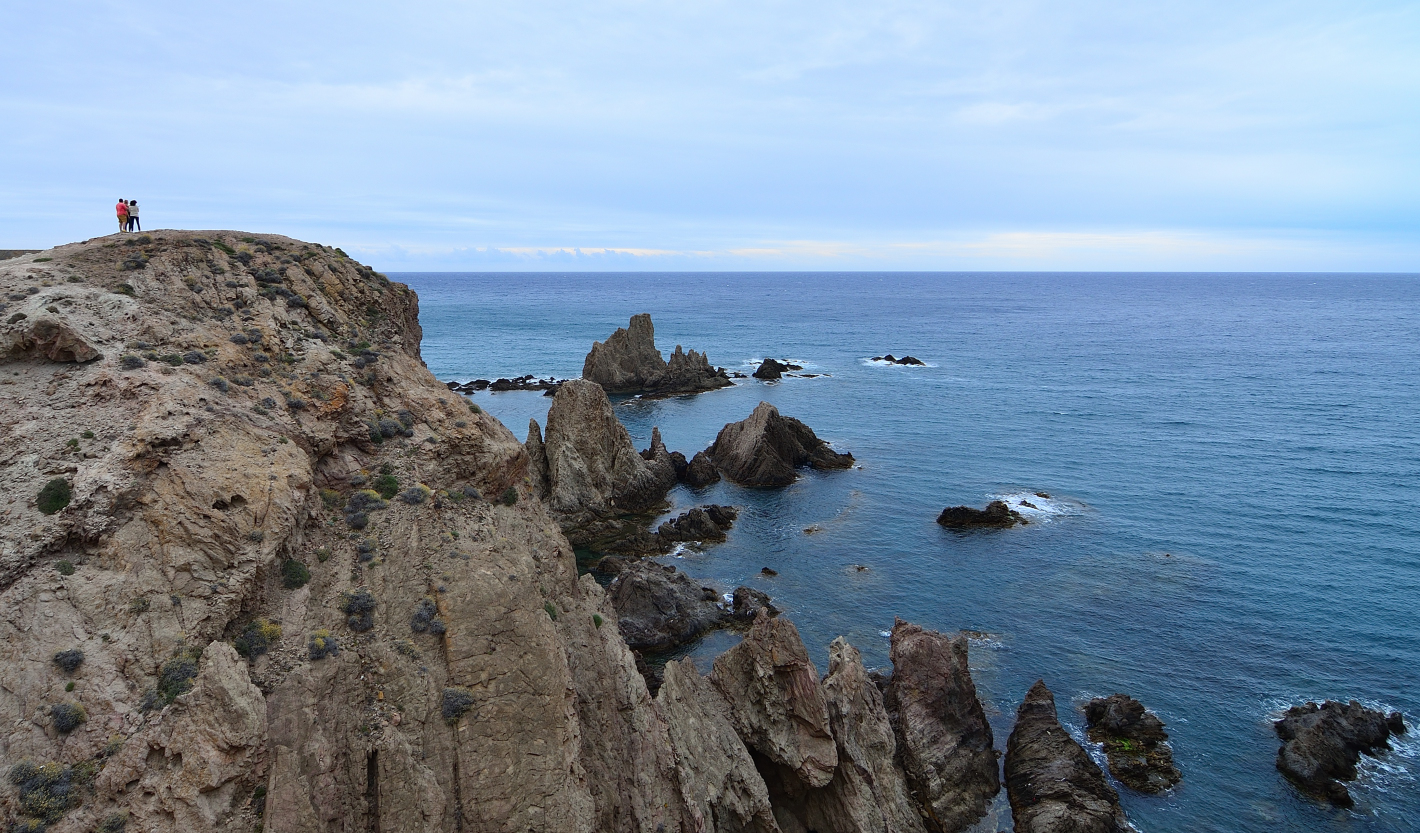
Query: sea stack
[[707, 401, 854, 486], [1084, 693, 1182, 793], [582, 312, 732, 396]]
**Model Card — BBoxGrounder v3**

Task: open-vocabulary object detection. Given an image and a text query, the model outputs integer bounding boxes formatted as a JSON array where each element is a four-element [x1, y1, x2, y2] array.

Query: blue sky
[[3, 0, 1417, 270]]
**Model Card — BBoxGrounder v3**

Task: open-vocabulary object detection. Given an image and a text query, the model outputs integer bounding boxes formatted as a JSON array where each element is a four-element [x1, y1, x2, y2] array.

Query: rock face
[[1005, 681, 1129, 833], [606, 560, 730, 652], [524, 379, 673, 543], [655, 659, 782, 833], [708, 402, 853, 487], [884, 620, 1000, 833], [711, 612, 840, 790], [582, 313, 731, 396], [936, 500, 1023, 530], [1274, 700, 1407, 807], [1085, 694, 1181, 793], [685, 450, 722, 488]]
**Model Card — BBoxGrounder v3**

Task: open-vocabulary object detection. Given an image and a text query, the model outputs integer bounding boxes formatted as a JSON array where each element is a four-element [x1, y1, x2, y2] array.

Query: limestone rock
[[884, 620, 999, 833], [1005, 680, 1128, 833], [1274, 699, 1406, 807], [583, 313, 731, 396], [710, 612, 839, 789], [657, 659, 782, 833], [1084, 693, 1181, 793], [708, 402, 853, 487], [935, 500, 1023, 529]]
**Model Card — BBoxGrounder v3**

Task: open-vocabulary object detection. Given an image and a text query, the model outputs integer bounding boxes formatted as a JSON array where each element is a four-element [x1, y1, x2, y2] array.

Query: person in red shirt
[[115, 199, 129, 233]]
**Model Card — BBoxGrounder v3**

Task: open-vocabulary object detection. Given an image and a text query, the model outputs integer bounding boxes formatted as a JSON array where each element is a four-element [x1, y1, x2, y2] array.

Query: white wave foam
[[986, 491, 1085, 523]]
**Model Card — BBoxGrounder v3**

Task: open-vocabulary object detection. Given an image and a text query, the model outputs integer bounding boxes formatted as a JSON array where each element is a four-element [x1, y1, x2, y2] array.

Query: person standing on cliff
[[115, 199, 128, 233], [127, 200, 140, 232]]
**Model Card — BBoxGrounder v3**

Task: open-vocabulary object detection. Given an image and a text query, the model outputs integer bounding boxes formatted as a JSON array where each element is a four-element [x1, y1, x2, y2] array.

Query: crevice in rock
[[365, 749, 381, 833]]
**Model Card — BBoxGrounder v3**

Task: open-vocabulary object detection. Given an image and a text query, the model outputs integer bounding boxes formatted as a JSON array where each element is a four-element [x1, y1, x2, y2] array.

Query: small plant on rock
[[309, 629, 340, 660], [281, 559, 311, 590], [51, 702, 86, 734], [441, 687, 475, 723], [372, 473, 400, 499], [157, 649, 202, 703], [55, 560, 75, 576], [37, 478, 71, 515], [97, 812, 129, 833], [233, 619, 283, 659], [340, 590, 377, 632], [502, 487, 518, 506], [52, 649, 84, 674]]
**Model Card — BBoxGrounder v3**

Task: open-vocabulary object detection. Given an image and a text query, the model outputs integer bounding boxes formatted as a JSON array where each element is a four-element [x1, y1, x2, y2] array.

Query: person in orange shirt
[[116, 199, 129, 233]]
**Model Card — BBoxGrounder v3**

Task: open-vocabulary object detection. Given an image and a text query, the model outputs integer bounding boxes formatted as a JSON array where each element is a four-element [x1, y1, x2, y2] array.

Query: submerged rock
[[884, 619, 999, 833], [935, 500, 1023, 530], [708, 401, 854, 487], [1006, 680, 1129, 833], [1085, 693, 1182, 793], [1274, 699, 1407, 807], [582, 312, 732, 396]]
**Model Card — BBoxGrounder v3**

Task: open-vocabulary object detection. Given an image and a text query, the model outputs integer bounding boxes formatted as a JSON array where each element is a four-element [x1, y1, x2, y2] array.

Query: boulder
[[656, 659, 783, 833], [524, 379, 673, 541], [711, 612, 839, 789], [1084, 694, 1181, 793], [582, 313, 731, 396], [1006, 680, 1128, 833], [684, 450, 722, 488], [935, 500, 1023, 529], [658, 505, 738, 545], [606, 560, 728, 652], [730, 586, 779, 622], [708, 402, 853, 487], [2, 315, 102, 362], [753, 359, 789, 380], [1274, 700, 1406, 807], [884, 620, 999, 833]]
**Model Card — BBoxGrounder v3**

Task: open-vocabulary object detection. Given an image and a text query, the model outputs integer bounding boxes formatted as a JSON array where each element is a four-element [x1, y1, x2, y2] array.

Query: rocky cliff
[[582, 313, 731, 396]]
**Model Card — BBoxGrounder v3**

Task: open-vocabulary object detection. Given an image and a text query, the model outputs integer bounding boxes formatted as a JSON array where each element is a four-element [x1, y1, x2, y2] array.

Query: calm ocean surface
[[393, 271, 1420, 833]]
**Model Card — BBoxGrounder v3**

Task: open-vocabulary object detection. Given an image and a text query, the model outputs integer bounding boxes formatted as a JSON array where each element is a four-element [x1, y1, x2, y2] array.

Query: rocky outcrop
[[582, 313, 731, 396], [685, 450, 722, 488], [658, 504, 738, 545], [606, 560, 730, 652], [446, 374, 565, 394], [1, 314, 103, 362], [1085, 693, 1181, 793], [711, 612, 840, 790], [656, 659, 782, 833], [884, 620, 999, 833], [640, 425, 686, 491], [752, 359, 801, 380], [872, 355, 925, 366], [708, 402, 853, 487], [1274, 700, 1407, 806], [936, 500, 1023, 529], [1005, 681, 1129, 833], [524, 379, 673, 543]]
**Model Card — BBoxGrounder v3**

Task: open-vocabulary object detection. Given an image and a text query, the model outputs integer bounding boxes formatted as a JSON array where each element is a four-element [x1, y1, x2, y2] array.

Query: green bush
[[37, 478, 71, 515], [373, 473, 400, 499], [544, 602, 558, 621], [55, 560, 75, 576], [233, 619, 283, 658], [593, 614, 604, 629], [502, 487, 518, 506], [281, 559, 311, 590]]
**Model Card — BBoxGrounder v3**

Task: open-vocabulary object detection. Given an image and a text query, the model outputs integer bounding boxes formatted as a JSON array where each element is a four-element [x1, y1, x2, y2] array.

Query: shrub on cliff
[[119, 354, 146, 370], [97, 812, 128, 833], [309, 629, 340, 660], [37, 478, 71, 515], [410, 598, 445, 635], [52, 649, 84, 674], [281, 559, 311, 589], [157, 649, 202, 703], [441, 687, 475, 722], [9, 760, 84, 826], [373, 473, 400, 499], [501, 487, 518, 506], [399, 484, 432, 505], [340, 590, 377, 632], [233, 619, 283, 659], [51, 702, 87, 734]]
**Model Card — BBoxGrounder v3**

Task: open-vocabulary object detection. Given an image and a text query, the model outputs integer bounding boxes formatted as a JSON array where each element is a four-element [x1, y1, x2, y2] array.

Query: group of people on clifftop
[[114, 198, 141, 232]]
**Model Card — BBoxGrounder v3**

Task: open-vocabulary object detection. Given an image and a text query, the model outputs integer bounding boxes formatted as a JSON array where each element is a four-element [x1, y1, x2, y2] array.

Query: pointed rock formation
[[656, 659, 783, 833], [583, 313, 732, 396], [884, 620, 1000, 833], [708, 402, 853, 487], [523, 379, 673, 542], [1085, 693, 1181, 793], [1005, 680, 1129, 833], [711, 612, 840, 789], [685, 450, 722, 488]]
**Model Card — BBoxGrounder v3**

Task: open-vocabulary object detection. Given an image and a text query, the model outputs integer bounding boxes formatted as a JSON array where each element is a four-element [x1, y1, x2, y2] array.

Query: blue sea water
[[393, 270, 1420, 833]]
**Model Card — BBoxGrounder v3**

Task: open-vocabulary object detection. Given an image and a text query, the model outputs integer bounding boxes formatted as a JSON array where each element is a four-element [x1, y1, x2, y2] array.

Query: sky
[[2, 0, 1417, 271]]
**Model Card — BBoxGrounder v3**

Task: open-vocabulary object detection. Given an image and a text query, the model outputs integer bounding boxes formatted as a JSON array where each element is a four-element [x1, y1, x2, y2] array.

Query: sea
[[392, 270, 1420, 833]]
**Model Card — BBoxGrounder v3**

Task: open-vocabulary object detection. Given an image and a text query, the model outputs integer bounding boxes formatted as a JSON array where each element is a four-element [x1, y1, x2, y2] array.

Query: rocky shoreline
[[0, 234, 1406, 833]]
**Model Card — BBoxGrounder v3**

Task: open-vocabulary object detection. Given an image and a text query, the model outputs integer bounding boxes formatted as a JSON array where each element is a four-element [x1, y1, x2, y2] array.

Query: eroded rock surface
[[685, 450, 722, 488], [708, 402, 853, 487], [607, 560, 729, 653], [1005, 681, 1128, 833], [582, 313, 731, 396], [935, 500, 1023, 530], [1085, 693, 1181, 793], [1274, 699, 1406, 807], [884, 620, 999, 833]]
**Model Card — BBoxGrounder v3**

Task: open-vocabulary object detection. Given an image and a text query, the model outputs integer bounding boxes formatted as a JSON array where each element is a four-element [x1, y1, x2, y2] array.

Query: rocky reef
[[1085, 693, 1181, 793], [582, 313, 731, 396], [936, 500, 1024, 529], [1006, 681, 1129, 833], [707, 401, 854, 487], [871, 354, 925, 366], [1274, 699, 1406, 806]]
